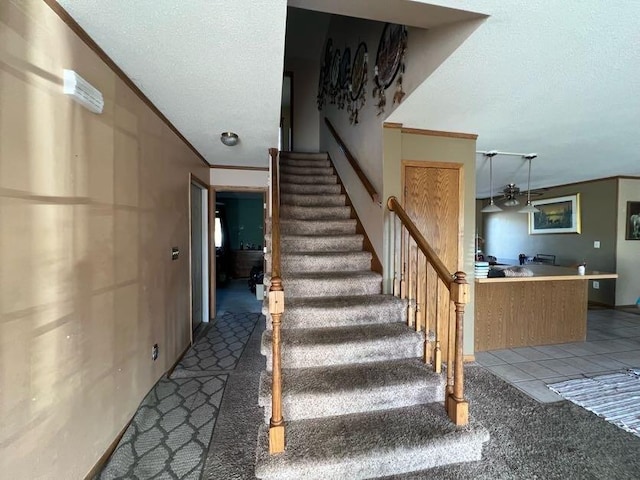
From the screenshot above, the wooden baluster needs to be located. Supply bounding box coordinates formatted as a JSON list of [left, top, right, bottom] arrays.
[[423, 260, 431, 363], [434, 280, 442, 373], [268, 277, 285, 452], [407, 241, 415, 328], [446, 293, 455, 399], [447, 272, 469, 426], [393, 214, 401, 297], [400, 227, 407, 300], [415, 249, 424, 333]]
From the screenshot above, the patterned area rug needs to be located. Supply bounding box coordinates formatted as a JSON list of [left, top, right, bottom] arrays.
[[99, 376, 227, 480], [548, 369, 640, 438], [171, 312, 261, 378], [98, 312, 263, 479]]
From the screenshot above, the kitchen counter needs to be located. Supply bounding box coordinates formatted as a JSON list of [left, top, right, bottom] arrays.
[[474, 265, 618, 351]]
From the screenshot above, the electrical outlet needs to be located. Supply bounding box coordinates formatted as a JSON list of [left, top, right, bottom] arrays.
[[152, 344, 159, 361], [594, 241, 601, 249], [593, 281, 600, 290]]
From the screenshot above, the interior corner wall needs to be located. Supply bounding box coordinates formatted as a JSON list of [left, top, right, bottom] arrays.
[[284, 57, 320, 152], [0, 2, 210, 478], [616, 178, 640, 305], [482, 178, 618, 305], [382, 126, 477, 355]]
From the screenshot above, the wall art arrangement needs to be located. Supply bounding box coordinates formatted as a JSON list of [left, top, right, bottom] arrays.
[[317, 23, 407, 124], [529, 194, 582, 235]]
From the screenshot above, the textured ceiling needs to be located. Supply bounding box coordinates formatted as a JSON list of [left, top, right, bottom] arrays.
[[56, 1, 640, 195], [388, 1, 640, 197], [57, 0, 288, 168]]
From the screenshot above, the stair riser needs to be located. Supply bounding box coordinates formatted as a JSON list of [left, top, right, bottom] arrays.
[[266, 236, 363, 253], [280, 183, 341, 195], [280, 165, 334, 176], [280, 205, 351, 220], [264, 301, 406, 330], [281, 174, 336, 185], [260, 379, 445, 423], [262, 336, 421, 370], [279, 220, 356, 235], [265, 253, 371, 273], [281, 193, 346, 207], [284, 278, 380, 297], [281, 159, 331, 168], [280, 152, 328, 161]]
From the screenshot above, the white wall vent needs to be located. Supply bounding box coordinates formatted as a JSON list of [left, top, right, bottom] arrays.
[[63, 69, 104, 114]]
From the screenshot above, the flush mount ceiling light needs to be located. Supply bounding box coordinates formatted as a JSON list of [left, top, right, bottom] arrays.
[[220, 131, 239, 146], [480, 151, 502, 213]]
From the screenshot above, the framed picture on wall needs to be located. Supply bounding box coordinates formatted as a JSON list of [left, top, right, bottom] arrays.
[[529, 194, 581, 234], [626, 201, 640, 240]]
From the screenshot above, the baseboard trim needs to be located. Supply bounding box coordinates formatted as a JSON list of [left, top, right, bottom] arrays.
[[83, 419, 132, 480], [464, 354, 476, 363], [167, 342, 192, 378]]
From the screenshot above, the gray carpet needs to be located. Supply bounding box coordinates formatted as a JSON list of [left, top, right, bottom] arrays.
[[203, 333, 640, 479]]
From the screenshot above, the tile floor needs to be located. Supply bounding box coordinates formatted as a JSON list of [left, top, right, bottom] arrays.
[[475, 308, 640, 403]]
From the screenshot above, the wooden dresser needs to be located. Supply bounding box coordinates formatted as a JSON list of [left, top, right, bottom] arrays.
[[230, 250, 263, 278]]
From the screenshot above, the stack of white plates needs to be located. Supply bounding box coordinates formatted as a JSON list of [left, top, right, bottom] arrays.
[[475, 261, 490, 278]]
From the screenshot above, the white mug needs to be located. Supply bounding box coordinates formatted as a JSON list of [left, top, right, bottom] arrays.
[[578, 265, 586, 275]]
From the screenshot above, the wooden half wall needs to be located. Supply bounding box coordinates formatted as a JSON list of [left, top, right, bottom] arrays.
[[0, 2, 209, 478]]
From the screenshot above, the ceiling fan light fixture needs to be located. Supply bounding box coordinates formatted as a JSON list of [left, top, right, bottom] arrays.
[[504, 197, 520, 207], [220, 131, 239, 146], [481, 152, 502, 213], [481, 200, 503, 213], [519, 202, 540, 214]]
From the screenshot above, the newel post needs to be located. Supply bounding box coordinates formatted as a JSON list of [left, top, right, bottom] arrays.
[[447, 271, 469, 426], [269, 276, 285, 453]]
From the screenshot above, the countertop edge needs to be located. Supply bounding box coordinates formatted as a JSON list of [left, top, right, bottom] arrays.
[[476, 273, 618, 283]]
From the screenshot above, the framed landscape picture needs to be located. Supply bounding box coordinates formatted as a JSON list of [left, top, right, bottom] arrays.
[[529, 194, 581, 234], [626, 201, 640, 240]]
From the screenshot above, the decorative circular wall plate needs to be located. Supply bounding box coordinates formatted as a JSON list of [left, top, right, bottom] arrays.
[[350, 42, 368, 101], [329, 50, 341, 88], [375, 23, 406, 89], [339, 47, 351, 88]]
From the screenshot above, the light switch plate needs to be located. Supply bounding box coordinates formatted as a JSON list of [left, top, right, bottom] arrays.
[[594, 241, 600, 248], [172, 247, 179, 260], [593, 281, 600, 289]]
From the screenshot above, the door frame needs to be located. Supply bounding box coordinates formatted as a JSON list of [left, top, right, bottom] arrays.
[[211, 186, 268, 318], [189, 173, 212, 343]]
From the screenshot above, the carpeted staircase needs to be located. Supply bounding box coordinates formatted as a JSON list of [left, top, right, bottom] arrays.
[[255, 151, 488, 479]]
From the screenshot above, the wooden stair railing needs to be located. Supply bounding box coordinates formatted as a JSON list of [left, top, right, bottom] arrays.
[[268, 147, 285, 453], [387, 196, 469, 426], [324, 117, 381, 206]]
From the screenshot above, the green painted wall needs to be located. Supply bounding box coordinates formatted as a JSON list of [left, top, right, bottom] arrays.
[[222, 197, 264, 250]]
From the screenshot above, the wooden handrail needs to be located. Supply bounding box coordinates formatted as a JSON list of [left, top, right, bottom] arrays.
[[268, 147, 285, 453], [324, 117, 380, 205], [387, 196, 455, 287]]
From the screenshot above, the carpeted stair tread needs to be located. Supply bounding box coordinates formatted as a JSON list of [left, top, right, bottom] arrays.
[[258, 359, 445, 422], [281, 158, 331, 168], [254, 403, 490, 480], [280, 204, 352, 220], [281, 173, 337, 185], [268, 233, 363, 253], [280, 165, 335, 176], [281, 193, 346, 207], [265, 251, 372, 273], [261, 323, 421, 369], [265, 270, 382, 297], [263, 294, 406, 330], [280, 182, 341, 195], [279, 218, 356, 235]]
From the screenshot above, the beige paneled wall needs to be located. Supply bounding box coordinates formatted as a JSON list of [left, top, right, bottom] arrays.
[[0, 2, 209, 478]]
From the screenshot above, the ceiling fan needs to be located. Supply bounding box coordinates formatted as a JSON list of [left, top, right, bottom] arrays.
[[499, 183, 546, 206]]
